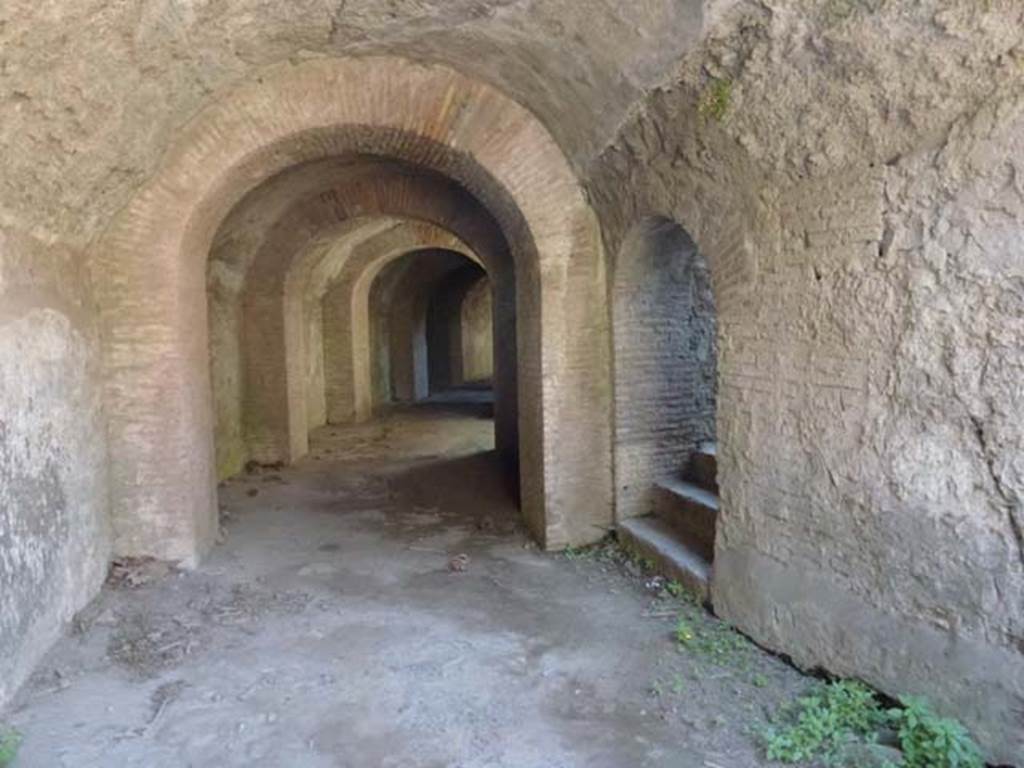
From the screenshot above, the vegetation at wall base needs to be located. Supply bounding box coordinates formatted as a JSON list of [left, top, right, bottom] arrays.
[[762, 680, 985, 768]]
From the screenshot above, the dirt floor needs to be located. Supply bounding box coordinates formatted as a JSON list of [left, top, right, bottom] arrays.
[[6, 396, 813, 767]]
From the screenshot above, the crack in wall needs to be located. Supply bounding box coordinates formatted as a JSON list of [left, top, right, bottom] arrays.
[[969, 413, 1024, 572]]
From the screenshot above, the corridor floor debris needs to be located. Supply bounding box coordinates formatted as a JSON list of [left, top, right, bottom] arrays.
[[8, 403, 809, 767]]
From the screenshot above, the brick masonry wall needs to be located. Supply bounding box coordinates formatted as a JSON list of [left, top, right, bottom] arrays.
[[612, 218, 717, 519], [588, 80, 1024, 762], [460, 276, 494, 384]]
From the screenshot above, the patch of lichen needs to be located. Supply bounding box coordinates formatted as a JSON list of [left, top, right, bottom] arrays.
[[699, 78, 732, 122]]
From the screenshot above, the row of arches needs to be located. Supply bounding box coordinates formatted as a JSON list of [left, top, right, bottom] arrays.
[[91, 56, 614, 564], [90, 56, 719, 586], [9, 36, 1012, 765], [210, 223, 494, 484]]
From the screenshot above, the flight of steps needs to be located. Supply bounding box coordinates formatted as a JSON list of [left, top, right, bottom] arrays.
[[618, 443, 718, 602]]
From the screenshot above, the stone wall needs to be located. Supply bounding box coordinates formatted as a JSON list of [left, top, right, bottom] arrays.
[[207, 260, 247, 479], [587, 3, 1024, 759], [712, 145, 1024, 764], [0, 227, 110, 707], [1, 1, 682, 704], [460, 278, 494, 385], [0, 1, 1020, 759]]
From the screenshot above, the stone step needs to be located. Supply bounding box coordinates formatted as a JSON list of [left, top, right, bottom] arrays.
[[617, 516, 711, 601], [653, 478, 718, 563], [685, 442, 718, 494]]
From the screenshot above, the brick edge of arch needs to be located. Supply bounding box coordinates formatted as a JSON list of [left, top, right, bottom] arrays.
[[89, 54, 612, 564]]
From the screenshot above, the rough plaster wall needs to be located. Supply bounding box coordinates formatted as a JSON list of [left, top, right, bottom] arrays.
[[305, 302, 327, 432], [0, 229, 110, 709], [0, 0, 707, 252], [460, 277, 494, 384], [587, 3, 1024, 760], [713, 153, 1024, 766], [207, 260, 247, 480], [612, 219, 717, 520]]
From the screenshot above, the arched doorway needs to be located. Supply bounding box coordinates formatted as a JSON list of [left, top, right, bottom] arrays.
[[612, 216, 718, 597], [90, 56, 612, 563]]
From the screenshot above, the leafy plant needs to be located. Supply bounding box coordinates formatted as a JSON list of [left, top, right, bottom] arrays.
[[675, 618, 697, 645], [562, 545, 591, 561], [671, 674, 686, 694], [674, 614, 751, 667], [699, 78, 732, 122], [0, 725, 21, 767], [764, 683, 987, 768], [763, 680, 886, 763], [664, 580, 691, 599], [888, 697, 983, 768]]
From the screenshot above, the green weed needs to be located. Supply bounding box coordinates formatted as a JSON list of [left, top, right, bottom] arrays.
[[649, 673, 687, 699], [888, 697, 983, 768], [674, 614, 751, 668], [699, 78, 732, 122], [671, 674, 686, 695], [763, 680, 885, 763], [763, 682, 985, 767], [657, 579, 703, 608], [562, 545, 593, 561], [0, 726, 21, 767]]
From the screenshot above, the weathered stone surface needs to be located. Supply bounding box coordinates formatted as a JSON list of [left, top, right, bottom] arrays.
[[0, 1, 1021, 762], [0, 228, 110, 707], [458, 276, 494, 385], [0, 0, 704, 244], [836, 742, 904, 768], [586, 5, 1024, 762]]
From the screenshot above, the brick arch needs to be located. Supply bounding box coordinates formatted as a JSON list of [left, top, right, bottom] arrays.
[[243, 212, 485, 466], [208, 162, 507, 478], [309, 220, 480, 431], [611, 216, 718, 521], [210, 165, 513, 480], [235, 168, 506, 467], [320, 224, 480, 423], [91, 55, 610, 564], [366, 249, 481, 409]]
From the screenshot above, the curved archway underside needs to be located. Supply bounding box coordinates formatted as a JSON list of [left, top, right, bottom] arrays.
[[207, 158, 514, 478], [93, 55, 612, 564]]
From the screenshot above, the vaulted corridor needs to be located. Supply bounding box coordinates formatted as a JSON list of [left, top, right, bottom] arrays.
[[1, 2, 1022, 766]]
